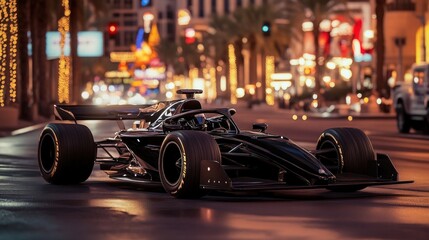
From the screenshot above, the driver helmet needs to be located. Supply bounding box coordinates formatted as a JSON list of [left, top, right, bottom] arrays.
[[195, 113, 206, 125]]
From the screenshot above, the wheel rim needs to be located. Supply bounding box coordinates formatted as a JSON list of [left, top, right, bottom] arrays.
[[39, 134, 56, 173], [317, 140, 341, 174], [162, 142, 183, 186]]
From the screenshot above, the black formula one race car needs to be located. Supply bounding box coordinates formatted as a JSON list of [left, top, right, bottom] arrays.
[[38, 89, 412, 198]]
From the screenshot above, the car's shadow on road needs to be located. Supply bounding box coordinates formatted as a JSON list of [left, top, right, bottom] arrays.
[[205, 188, 414, 202], [93, 179, 416, 202]]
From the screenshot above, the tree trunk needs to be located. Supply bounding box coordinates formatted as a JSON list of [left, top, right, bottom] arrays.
[[18, 0, 32, 120], [376, 0, 387, 97], [234, 39, 244, 88], [35, 0, 49, 117], [249, 35, 258, 101], [30, 0, 44, 120], [70, 0, 82, 104]]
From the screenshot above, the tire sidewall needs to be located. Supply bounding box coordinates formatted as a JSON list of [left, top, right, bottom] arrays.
[[38, 123, 96, 184], [159, 134, 188, 195], [159, 131, 221, 198], [316, 132, 344, 173], [317, 128, 375, 192], [317, 128, 374, 175], [38, 127, 60, 182]]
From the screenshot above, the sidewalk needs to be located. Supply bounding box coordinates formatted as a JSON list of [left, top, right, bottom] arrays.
[[0, 117, 50, 137]]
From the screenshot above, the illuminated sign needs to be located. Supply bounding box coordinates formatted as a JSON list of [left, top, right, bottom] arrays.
[[271, 73, 293, 80], [134, 67, 165, 80], [105, 71, 131, 78], [135, 28, 144, 49], [46, 31, 103, 59], [141, 0, 151, 7], [143, 12, 154, 33], [110, 52, 136, 62]]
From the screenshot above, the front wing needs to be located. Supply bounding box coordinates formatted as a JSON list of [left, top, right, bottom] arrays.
[[199, 153, 413, 191]]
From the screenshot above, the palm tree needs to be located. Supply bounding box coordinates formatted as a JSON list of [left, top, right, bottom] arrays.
[[155, 38, 179, 75], [207, 4, 290, 102], [206, 14, 236, 64], [17, 0, 52, 120], [31, 0, 50, 117], [183, 39, 204, 74], [375, 0, 387, 97], [286, 0, 348, 94], [70, 0, 81, 104], [232, 4, 289, 56], [156, 37, 201, 81], [200, 15, 235, 97]]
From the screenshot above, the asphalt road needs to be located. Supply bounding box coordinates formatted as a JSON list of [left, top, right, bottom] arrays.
[[1, 105, 428, 240]]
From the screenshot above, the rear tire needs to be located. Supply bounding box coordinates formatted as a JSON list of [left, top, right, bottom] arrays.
[[396, 103, 411, 133], [159, 131, 221, 198], [316, 128, 375, 192], [38, 123, 96, 184]]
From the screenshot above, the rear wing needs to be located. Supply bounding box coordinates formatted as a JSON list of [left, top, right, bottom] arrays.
[[54, 102, 170, 122]]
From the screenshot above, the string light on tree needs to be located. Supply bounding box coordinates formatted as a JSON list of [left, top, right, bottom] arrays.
[[265, 56, 275, 105], [8, 0, 17, 103], [0, 0, 18, 107], [228, 44, 237, 104], [189, 67, 198, 89], [0, 0, 7, 107], [58, 0, 71, 103]]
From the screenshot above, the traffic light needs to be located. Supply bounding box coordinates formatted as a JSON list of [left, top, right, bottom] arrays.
[[261, 21, 271, 37], [108, 22, 119, 37], [185, 28, 195, 44]]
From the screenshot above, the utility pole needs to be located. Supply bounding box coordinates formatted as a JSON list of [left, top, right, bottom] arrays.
[[394, 37, 406, 82]]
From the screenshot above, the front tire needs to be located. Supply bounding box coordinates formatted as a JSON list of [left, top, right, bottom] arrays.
[[396, 102, 411, 133], [159, 131, 221, 198], [38, 123, 96, 184], [316, 128, 375, 192]]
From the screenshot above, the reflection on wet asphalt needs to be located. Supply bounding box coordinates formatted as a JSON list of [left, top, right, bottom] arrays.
[[1, 119, 428, 240]]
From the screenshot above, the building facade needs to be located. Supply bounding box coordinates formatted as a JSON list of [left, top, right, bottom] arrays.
[[101, 0, 429, 101], [384, 0, 429, 82], [106, 0, 176, 51]]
